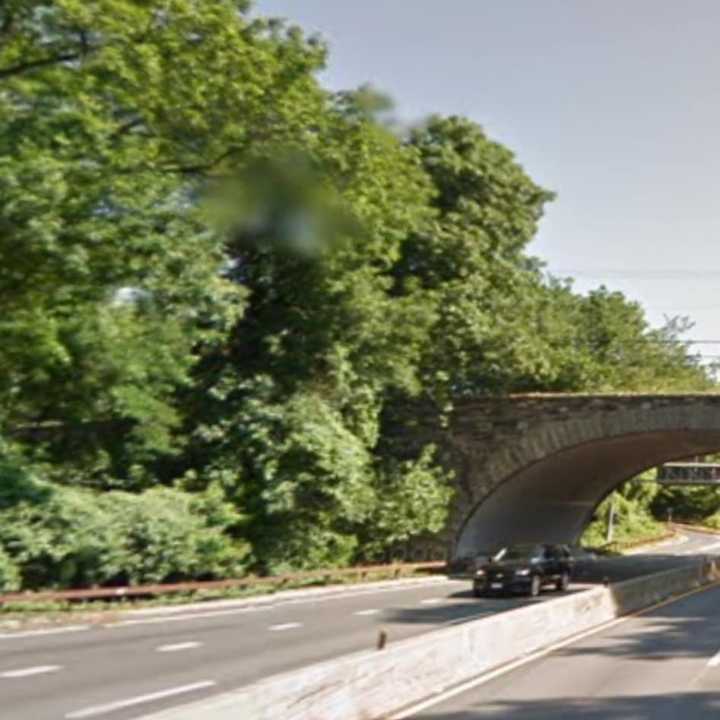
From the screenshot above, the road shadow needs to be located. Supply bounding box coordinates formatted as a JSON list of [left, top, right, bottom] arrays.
[[389, 553, 709, 628], [415, 692, 720, 719], [574, 554, 700, 583], [556, 584, 720, 661], [384, 589, 584, 626]]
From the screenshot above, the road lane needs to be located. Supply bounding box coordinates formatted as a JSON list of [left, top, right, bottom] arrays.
[[0, 530, 717, 720], [409, 569, 720, 718]]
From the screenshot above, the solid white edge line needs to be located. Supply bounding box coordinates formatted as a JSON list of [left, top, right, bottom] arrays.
[[103, 579, 464, 629], [0, 625, 90, 640], [105, 608, 271, 628], [268, 622, 302, 631], [156, 641, 202, 653], [126, 576, 457, 618], [390, 580, 720, 719], [1, 665, 62, 678], [64, 680, 217, 719]]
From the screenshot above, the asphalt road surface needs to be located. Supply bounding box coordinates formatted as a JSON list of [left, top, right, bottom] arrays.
[[1, 530, 718, 720], [410, 556, 720, 719]]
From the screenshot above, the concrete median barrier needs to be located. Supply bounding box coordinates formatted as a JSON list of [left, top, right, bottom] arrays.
[[142, 558, 719, 720]]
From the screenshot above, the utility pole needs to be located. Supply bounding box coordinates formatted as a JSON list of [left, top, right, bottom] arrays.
[[606, 494, 616, 544]]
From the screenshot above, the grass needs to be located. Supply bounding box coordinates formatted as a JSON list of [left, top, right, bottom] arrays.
[[583, 521, 674, 556]]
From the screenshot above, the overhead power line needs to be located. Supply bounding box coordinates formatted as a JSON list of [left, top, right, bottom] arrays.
[[555, 268, 720, 279]]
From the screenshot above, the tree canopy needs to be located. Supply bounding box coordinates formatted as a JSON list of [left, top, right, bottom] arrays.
[[0, 0, 714, 588]]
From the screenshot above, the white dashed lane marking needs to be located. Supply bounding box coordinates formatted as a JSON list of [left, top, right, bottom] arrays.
[[156, 641, 202, 653], [420, 598, 444, 605], [354, 609, 380, 616], [0, 625, 90, 640], [268, 622, 302, 631], [64, 681, 217, 718], [104, 606, 273, 629], [1, 665, 62, 678]]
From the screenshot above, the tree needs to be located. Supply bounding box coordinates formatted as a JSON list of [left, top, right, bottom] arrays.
[[1, 2, 714, 585], [535, 285, 714, 393], [0, 0, 330, 484], [394, 115, 556, 400], [179, 94, 452, 570]]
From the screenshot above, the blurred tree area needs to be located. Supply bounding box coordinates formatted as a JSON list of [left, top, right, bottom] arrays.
[[0, 1, 715, 588], [582, 474, 664, 549]]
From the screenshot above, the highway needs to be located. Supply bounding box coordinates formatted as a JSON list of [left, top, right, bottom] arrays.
[[409, 560, 720, 719], [0, 530, 718, 720]]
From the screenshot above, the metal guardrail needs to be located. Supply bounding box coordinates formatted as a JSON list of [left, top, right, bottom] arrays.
[[0, 561, 446, 606]]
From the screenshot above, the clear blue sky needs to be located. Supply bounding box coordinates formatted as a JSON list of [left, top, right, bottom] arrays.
[[257, 1, 720, 362]]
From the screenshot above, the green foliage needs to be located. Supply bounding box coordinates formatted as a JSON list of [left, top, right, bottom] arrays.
[[582, 476, 663, 547], [0, 467, 249, 589], [701, 513, 720, 530], [0, 1, 716, 588], [651, 485, 720, 521], [395, 116, 556, 399], [357, 445, 453, 560], [541, 288, 713, 393], [0, 547, 21, 593], [95, 487, 249, 584]]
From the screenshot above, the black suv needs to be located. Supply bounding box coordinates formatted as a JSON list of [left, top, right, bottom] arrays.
[[472, 543, 574, 597]]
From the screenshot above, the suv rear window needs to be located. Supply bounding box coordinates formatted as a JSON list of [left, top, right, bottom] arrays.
[[495, 544, 543, 561]]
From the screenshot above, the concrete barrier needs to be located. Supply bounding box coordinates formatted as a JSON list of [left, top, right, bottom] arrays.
[[142, 558, 719, 720]]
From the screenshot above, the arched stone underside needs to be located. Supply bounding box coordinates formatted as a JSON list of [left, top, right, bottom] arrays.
[[444, 395, 720, 559]]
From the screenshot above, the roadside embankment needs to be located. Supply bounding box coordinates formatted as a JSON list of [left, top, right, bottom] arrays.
[[671, 521, 720, 536], [586, 526, 677, 557]]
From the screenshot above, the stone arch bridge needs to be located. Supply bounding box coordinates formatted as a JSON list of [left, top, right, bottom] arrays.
[[440, 394, 720, 559]]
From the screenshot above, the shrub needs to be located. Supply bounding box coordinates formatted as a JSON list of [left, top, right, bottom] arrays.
[[0, 547, 20, 592], [582, 487, 663, 548], [97, 487, 249, 584], [702, 514, 720, 531], [0, 479, 249, 590], [0, 481, 122, 589]]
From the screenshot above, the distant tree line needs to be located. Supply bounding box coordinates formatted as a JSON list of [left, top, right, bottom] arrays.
[[0, 1, 714, 590]]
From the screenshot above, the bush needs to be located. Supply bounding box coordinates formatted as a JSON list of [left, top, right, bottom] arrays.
[[97, 487, 249, 584], [0, 477, 249, 590], [0, 547, 20, 592], [582, 484, 664, 548], [702, 514, 720, 531], [651, 486, 720, 521], [0, 479, 121, 589]]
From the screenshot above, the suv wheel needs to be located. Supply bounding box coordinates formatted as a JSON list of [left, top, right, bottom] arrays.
[[529, 574, 541, 597], [556, 572, 570, 592]]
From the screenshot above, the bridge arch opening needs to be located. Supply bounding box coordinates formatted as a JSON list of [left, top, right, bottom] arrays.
[[451, 398, 720, 559]]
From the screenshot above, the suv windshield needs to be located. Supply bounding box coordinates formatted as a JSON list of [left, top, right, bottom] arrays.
[[494, 545, 543, 562]]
